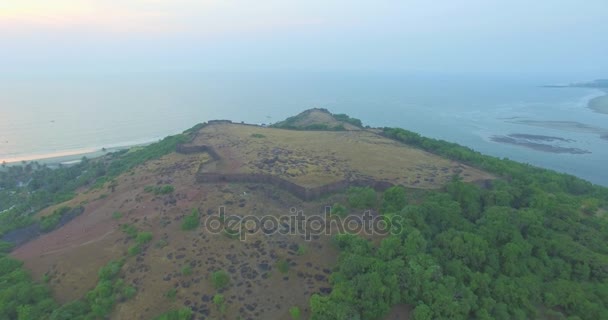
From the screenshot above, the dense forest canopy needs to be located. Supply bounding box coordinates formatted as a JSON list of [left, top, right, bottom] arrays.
[[0, 120, 607, 319]]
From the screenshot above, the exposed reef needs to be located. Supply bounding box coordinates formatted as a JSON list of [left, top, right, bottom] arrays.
[[491, 135, 590, 154]]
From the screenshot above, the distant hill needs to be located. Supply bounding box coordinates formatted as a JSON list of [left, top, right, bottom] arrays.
[[271, 108, 363, 131], [543, 79, 608, 88], [570, 79, 608, 88]]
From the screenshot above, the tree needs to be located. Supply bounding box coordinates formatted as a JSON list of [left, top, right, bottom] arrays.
[[347, 187, 377, 209], [382, 186, 407, 213]]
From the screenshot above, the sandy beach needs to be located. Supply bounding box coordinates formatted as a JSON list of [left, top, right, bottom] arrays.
[[0, 143, 149, 167], [589, 92, 608, 114]]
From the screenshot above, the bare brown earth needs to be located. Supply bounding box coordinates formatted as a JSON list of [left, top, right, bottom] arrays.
[[11, 122, 493, 319]]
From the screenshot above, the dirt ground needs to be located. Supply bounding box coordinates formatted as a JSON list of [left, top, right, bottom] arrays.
[[11, 123, 493, 319]]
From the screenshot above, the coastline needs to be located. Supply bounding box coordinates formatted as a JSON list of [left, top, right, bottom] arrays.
[[0, 142, 153, 167], [588, 91, 608, 114]]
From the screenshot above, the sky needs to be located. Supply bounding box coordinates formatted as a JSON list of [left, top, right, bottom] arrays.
[[1, 0, 607, 74]]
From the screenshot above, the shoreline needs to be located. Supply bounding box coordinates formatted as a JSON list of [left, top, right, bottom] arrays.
[[588, 91, 608, 114], [0, 142, 154, 167]]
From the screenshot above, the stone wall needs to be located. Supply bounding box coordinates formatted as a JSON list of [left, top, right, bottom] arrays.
[[196, 172, 394, 201], [177, 133, 396, 201], [175, 144, 221, 160]]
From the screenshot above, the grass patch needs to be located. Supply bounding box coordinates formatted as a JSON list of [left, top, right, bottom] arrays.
[[121, 224, 138, 238], [297, 244, 307, 256], [213, 294, 227, 314], [211, 270, 230, 289], [153, 308, 192, 320], [289, 306, 302, 320], [276, 259, 290, 274], [136, 231, 153, 244], [181, 265, 193, 276], [181, 208, 200, 231], [165, 288, 177, 301], [144, 185, 175, 195], [155, 239, 169, 249], [112, 211, 123, 220], [128, 244, 141, 256]]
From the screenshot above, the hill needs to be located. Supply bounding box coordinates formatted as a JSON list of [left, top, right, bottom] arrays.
[[0, 110, 607, 320], [270, 108, 363, 131]]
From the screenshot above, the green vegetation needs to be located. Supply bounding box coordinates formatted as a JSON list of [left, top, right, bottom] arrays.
[[271, 108, 361, 131], [0, 126, 198, 319], [289, 306, 302, 320], [181, 265, 193, 276], [152, 307, 193, 320], [128, 244, 142, 256], [181, 209, 200, 231], [165, 288, 177, 300], [250, 133, 266, 138], [296, 244, 307, 256], [331, 203, 347, 217], [347, 187, 377, 209], [39, 206, 72, 232], [277, 259, 290, 274], [144, 185, 175, 195], [310, 175, 608, 320], [333, 113, 363, 127], [213, 294, 226, 314], [0, 255, 57, 319], [136, 231, 153, 245], [155, 239, 169, 249], [49, 259, 135, 319], [111, 211, 123, 220], [0, 129, 192, 238], [120, 223, 138, 238], [211, 270, 230, 289]]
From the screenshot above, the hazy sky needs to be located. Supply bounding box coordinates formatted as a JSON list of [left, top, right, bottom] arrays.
[[1, 0, 607, 74]]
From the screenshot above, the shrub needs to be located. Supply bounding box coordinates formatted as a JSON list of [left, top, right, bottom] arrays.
[[155, 239, 169, 248], [211, 270, 230, 289], [98, 260, 124, 281], [297, 245, 307, 256], [165, 288, 177, 300], [181, 209, 200, 231], [213, 294, 226, 314], [136, 232, 153, 245], [128, 244, 141, 256], [153, 307, 192, 320], [158, 185, 174, 195], [289, 306, 301, 320], [40, 206, 72, 232], [112, 211, 123, 220], [144, 185, 175, 195], [181, 265, 193, 276], [331, 203, 347, 217], [123, 286, 137, 300], [277, 260, 290, 274], [121, 224, 138, 238]]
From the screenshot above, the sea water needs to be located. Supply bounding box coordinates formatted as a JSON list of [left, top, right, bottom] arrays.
[[1, 71, 606, 185]]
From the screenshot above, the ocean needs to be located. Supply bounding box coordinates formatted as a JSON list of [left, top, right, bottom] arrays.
[[1, 71, 606, 186]]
